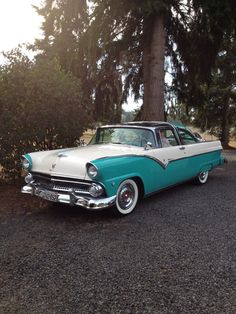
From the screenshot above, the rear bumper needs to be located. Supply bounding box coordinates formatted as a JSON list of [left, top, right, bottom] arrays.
[[21, 184, 116, 210]]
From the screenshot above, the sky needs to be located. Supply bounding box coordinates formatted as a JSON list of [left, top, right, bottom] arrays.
[[0, 0, 42, 60], [0, 0, 139, 111]]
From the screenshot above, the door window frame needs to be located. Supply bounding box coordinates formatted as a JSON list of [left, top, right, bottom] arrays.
[[155, 127, 181, 148], [177, 127, 199, 145]]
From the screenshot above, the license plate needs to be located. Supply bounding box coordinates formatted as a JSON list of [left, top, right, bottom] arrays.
[[36, 189, 58, 202]]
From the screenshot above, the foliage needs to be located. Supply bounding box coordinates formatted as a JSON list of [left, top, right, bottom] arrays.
[[168, 0, 236, 110], [34, 0, 236, 127], [168, 31, 236, 146], [34, 0, 175, 120], [34, 0, 123, 123], [165, 0, 236, 145], [0, 49, 91, 180], [193, 35, 236, 145]]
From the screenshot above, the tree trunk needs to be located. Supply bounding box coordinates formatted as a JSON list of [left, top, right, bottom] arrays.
[[221, 96, 230, 148], [142, 14, 166, 121]]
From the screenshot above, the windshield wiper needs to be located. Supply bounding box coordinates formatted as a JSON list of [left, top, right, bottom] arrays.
[[111, 141, 123, 144]]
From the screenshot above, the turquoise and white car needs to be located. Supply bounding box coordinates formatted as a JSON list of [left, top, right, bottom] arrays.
[[21, 122, 224, 215]]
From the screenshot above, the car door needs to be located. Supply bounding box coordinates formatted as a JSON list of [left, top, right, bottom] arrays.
[[145, 127, 188, 190], [177, 127, 208, 178]]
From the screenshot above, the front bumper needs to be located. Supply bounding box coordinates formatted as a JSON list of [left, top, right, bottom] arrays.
[[21, 184, 116, 210]]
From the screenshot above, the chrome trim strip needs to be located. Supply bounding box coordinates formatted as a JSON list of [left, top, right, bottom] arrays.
[[51, 186, 90, 195], [92, 149, 222, 170], [51, 178, 91, 185], [94, 154, 167, 169], [32, 173, 91, 184]]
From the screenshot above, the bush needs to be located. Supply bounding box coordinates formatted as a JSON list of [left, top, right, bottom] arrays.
[[0, 50, 91, 181]]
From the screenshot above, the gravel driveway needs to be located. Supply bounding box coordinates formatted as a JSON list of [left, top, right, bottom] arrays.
[[0, 151, 236, 314]]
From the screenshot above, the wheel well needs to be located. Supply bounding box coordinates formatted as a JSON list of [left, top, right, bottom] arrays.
[[132, 177, 144, 200]]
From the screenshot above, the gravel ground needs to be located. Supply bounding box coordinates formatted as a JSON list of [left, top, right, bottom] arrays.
[[0, 151, 236, 314]]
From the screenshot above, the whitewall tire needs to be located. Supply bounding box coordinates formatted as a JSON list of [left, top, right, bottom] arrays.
[[115, 179, 139, 215], [196, 171, 209, 184]]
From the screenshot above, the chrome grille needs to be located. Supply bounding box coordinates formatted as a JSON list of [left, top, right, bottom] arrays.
[[31, 172, 91, 195]]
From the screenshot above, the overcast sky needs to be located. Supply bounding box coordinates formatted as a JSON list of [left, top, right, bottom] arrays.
[[0, 0, 139, 110], [0, 0, 42, 58]]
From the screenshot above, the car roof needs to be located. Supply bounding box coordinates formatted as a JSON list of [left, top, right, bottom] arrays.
[[99, 121, 174, 129]]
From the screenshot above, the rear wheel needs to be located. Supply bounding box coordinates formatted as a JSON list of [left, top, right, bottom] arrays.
[[195, 171, 209, 184], [114, 179, 139, 215]]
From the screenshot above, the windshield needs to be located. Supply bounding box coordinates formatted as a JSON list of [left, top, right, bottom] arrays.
[[89, 127, 156, 147]]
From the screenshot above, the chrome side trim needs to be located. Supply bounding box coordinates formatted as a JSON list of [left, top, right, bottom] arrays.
[[92, 149, 223, 170], [94, 154, 167, 169]]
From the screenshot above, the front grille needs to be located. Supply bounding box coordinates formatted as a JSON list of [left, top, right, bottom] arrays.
[[31, 172, 92, 195]]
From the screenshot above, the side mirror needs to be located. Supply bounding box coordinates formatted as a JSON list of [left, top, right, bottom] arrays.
[[193, 132, 204, 141], [144, 142, 153, 150]]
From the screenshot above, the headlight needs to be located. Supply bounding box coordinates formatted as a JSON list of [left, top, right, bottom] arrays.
[[22, 158, 30, 170], [87, 163, 98, 178], [21, 155, 32, 171], [89, 183, 104, 197]]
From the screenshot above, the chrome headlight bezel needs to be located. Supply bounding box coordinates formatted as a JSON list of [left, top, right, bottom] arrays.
[[21, 155, 32, 171], [86, 163, 98, 179], [22, 159, 30, 170]]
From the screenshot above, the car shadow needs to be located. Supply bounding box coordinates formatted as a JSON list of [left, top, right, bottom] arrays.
[[39, 202, 121, 225]]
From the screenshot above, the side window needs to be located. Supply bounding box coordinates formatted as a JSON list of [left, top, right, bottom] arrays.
[[156, 128, 179, 147], [178, 128, 198, 145]]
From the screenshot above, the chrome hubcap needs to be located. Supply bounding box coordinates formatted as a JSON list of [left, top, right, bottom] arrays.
[[198, 171, 208, 183], [199, 172, 206, 180], [118, 184, 135, 210]]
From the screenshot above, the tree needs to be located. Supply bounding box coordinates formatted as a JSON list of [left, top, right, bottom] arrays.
[[34, 0, 124, 122], [34, 0, 171, 120], [34, 0, 236, 125], [190, 35, 236, 147], [166, 1, 236, 145], [0, 49, 90, 180]]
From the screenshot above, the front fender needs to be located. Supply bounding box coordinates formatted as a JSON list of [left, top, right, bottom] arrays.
[[90, 155, 164, 197]]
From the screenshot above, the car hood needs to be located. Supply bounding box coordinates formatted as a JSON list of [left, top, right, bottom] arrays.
[[28, 144, 143, 180]]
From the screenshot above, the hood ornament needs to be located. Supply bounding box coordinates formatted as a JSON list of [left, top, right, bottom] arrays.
[[57, 153, 68, 158]]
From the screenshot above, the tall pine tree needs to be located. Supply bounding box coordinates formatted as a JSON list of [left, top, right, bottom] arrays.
[[34, 0, 236, 126]]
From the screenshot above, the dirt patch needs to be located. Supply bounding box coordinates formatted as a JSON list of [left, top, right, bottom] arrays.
[[0, 184, 48, 216], [229, 140, 236, 148]]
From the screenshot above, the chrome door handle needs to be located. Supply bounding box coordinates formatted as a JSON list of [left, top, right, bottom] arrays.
[[179, 146, 185, 150]]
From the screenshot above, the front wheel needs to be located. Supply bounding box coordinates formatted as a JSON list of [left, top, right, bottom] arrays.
[[195, 171, 209, 184], [114, 179, 139, 215]]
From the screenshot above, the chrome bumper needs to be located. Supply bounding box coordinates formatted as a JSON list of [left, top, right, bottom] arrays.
[[21, 184, 116, 210]]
